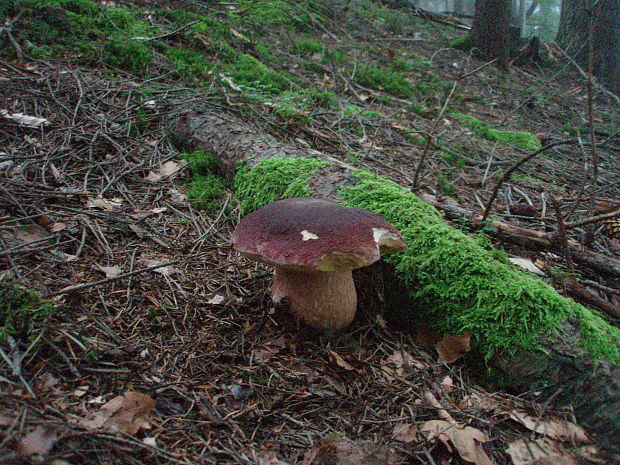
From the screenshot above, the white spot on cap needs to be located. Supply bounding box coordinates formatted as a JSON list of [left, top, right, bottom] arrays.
[[372, 227, 403, 251], [301, 230, 319, 241]]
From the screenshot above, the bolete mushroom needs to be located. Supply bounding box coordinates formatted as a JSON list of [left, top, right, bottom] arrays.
[[231, 197, 406, 329]]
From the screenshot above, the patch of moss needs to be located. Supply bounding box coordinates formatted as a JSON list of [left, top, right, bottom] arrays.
[[355, 65, 414, 98], [294, 38, 324, 55], [226, 54, 297, 94], [340, 169, 619, 364], [166, 48, 211, 78], [344, 104, 382, 119], [232, 157, 619, 366], [183, 150, 218, 174], [450, 35, 473, 50], [186, 173, 225, 212], [104, 39, 153, 74], [234, 157, 328, 214], [0, 285, 55, 341], [439, 151, 466, 168], [453, 113, 542, 151]]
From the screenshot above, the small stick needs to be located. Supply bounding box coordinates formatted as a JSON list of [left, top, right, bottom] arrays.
[[565, 208, 620, 230], [481, 139, 576, 221], [43, 260, 178, 298], [551, 196, 575, 272]]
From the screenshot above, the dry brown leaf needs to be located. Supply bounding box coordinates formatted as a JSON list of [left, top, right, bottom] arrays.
[[145, 160, 186, 182], [329, 350, 355, 371], [415, 322, 442, 347], [506, 438, 579, 465], [95, 264, 122, 278], [79, 391, 155, 435], [14, 224, 52, 244], [381, 350, 428, 382], [392, 423, 418, 443], [436, 332, 471, 364], [255, 451, 291, 465], [302, 435, 401, 465], [50, 222, 67, 232], [1, 109, 50, 128], [422, 420, 495, 465], [86, 197, 123, 211], [18, 426, 58, 456], [168, 188, 188, 202], [509, 410, 589, 443]]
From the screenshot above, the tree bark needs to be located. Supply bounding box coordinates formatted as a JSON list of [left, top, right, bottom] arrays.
[[169, 106, 620, 445], [556, 0, 620, 94], [471, 0, 511, 67]]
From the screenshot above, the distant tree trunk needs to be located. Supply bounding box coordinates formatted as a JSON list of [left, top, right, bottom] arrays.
[[556, 0, 620, 94], [526, 0, 538, 18], [453, 0, 465, 13], [471, 0, 511, 67]]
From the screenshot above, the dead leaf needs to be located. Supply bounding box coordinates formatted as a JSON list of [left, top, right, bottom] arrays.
[[381, 350, 428, 382], [255, 451, 291, 465], [50, 222, 67, 232], [303, 435, 401, 465], [36, 373, 59, 393], [1, 109, 50, 128], [422, 420, 494, 465], [95, 264, 122, 278], [436, 332, 471, 364], [207, 293, 226, 305], [392, 423, 418, 443], [79, 391, 155, 435], [86, 197, 123, 211], [506, 438, 579, 465], [168, 188, 188, 202], [415, 322, 442, 347], [50, 249, 79, 262], [14, 224, 52, 244], [509, 410, 589, 443], [73, 385, 89, 397], [18, 426, 58, 456], [329, 350, 355, 371], [142, 437, 157, 447], [138, 257, 180, 276], [145, 160, 187, 182], [508, 257, 545, 276]]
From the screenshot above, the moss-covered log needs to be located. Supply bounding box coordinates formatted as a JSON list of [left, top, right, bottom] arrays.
[[169, 107, 620, 443]]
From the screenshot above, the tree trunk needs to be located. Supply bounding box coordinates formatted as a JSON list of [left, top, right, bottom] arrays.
[[556, 0, 620, 94], [471, 0, 511, 67], [168, 106, 619, 445]]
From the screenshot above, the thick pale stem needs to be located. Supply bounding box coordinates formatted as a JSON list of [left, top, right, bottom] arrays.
[[271, 268, 357, 329]]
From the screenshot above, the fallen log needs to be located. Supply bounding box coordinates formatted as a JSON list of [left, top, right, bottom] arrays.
[[169, 106, 620, 444], [417, 194, 620, 279]]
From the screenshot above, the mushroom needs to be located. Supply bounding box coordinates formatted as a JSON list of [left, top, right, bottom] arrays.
[[231, 197, 406, 329]]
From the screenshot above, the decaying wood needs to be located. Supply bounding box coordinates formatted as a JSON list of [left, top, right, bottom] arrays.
[[168, 106, 620, 444]]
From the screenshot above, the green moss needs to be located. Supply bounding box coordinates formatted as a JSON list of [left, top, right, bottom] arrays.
[[234, 157, 328, 214], [439, 151, 466, 168], [231, 0, 324, 32], [340, 170, 619, 364], [453, 113, 542, 151], [344, 104, 382, 119], [355, 65, 414, 98], [0, 285, 55, 341], [166, 48, 211, 78], [231, 157, 619, 366], [104, 39, 152, 74], [183, 150, 218, 174], [186, 173, 225, 212], [226, 54, 296, 94], [294, 38, 324, 55], [450, 35, 473, 50]]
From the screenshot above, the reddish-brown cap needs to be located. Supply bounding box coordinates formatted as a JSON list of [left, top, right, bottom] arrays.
[[231, 197, 406, 271]]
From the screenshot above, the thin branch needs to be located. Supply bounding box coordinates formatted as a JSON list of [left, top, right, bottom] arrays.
[[481, 139, 576, 221]]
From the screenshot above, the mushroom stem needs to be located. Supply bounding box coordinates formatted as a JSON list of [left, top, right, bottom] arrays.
[[271, 268, 357, 329]]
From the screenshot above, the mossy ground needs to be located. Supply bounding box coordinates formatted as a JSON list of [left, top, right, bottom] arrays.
[[232, 157, 620, 367], [452, 112, 542, 151], [183, 150, 227, 213], [0, 285, 55, 341]]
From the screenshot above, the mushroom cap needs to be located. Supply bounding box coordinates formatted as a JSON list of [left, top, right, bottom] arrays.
[[231, 197, 406, 272]]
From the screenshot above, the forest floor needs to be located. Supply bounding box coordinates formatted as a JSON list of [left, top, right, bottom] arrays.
[[1, 1, 619, 464]]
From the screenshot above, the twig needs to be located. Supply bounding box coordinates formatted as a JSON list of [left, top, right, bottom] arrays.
[[565, 208, 620, 230], [481, 139, 576, 221], [412, 81, 458, 188], [550, 195, 575, 272], [43, 260, 178, 298], [552, 41, 620, 106], [132, 20, 200, 42]]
